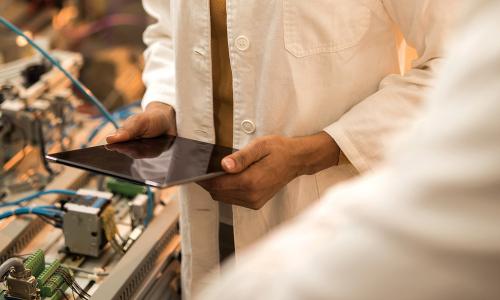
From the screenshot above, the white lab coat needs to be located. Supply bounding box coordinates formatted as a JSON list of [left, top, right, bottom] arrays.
[[140, 0, 457, 297], [198, 1, 500, 299]]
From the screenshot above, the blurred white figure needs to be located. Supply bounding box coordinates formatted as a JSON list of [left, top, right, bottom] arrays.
[[198, 1, 500, 299]]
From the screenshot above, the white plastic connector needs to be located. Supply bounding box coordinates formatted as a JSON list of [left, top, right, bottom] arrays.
[[76, 189, 113, 200]]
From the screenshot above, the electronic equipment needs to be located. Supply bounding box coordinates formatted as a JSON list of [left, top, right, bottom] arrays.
[[0, 66, 179, 300], [0, 50, 83, 194], [0, 42, 180, 300], [62, 192, 113, 257], [0, 184, 180, 300], [1, 7, 181, 299], [46, 135, 237, 188]]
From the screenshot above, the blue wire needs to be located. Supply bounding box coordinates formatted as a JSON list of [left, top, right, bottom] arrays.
[[0, 205, 64, 221], [82, 107, 135, 147], [145, 186, 154, 226], [0, 16, 119, 129], [0, 189, 77, 208], [36, 205, 60, 210], [90, 100, 141, 120]]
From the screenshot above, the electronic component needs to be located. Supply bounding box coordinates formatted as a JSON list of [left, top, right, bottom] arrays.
[[41, 270, 68, 299], [0, 50, 83, 194], [122, 225, 144, 252], [23, 249, 45, 278], [38, 262, 59, 286], [22, 62, 51, 87], [1, 257, 40, 300], [106, 178, 146, 198], [0, 250, 85, 300], [62, 195, 111, 257], [0, 197, 180, 299], [130, 194, 148, 227], [38, 261, 71, 299], [5, 272, 40, 299], [101, 205, 125, 255]]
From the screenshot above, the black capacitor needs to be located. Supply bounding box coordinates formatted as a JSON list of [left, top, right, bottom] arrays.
[[22, 62, 50, 87]]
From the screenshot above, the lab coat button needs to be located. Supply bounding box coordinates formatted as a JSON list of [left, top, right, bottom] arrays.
[[235, 36, 250, 51], [241, 120, 256, 134]]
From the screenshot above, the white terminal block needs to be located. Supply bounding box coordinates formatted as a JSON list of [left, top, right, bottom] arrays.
[[1, 99, 26, 112], [132, 194, 148, 206], [130, 194, 149, 228], [128, 226, 144, 241], [122, 226, 144, 252], [77, 188, 113, 200]]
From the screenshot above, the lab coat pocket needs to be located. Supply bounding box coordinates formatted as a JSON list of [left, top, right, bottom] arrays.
[[283, 0, 371, 57]]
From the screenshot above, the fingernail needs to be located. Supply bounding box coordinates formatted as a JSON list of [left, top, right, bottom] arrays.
[[106, 134, 118, 142], [222, 158, 235, 170]]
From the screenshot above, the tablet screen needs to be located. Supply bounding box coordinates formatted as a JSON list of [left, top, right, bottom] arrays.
[[46, 136, 236, 188]]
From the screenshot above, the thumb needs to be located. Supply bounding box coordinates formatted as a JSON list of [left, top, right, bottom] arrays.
[[106, 115, 145, 144], [106, 128, 132, 144], [221, 140, 268, 173]]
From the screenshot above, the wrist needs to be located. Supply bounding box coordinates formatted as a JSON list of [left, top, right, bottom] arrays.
[[290, 132, 340, 176]]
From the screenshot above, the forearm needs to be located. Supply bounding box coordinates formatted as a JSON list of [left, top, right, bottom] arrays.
[[291, 132, 341, 176]]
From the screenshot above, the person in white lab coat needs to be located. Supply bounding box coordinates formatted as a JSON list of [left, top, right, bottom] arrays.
[[198, 1, 500, 299], [106, 0, 459, 297]]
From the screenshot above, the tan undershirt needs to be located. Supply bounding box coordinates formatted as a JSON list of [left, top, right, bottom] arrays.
[[211, 0, 234, 226], [210, 0, 234, 149]]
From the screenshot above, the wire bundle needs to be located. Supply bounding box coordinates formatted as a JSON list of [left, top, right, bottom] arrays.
[[55, 267, 91, 300], [101, 205, 126, 254], [0, 205, 63, 220], [0, 189, 77, 208], [0, 189, 75, 225]]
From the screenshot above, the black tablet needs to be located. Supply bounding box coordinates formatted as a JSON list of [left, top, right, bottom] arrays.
[[46, 136, 237, 188]]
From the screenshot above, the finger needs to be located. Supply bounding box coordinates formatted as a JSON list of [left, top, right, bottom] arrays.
[[222, 139, 269, 173], [106, 129, 131, 144], [201, 172, 252, 192], [199, 174, 265, 209], [106, 115, 146, 144]]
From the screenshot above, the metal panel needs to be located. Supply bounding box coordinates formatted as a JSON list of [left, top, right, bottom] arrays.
[[91, 198, 179, 300]]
